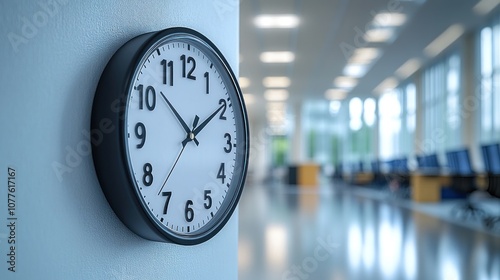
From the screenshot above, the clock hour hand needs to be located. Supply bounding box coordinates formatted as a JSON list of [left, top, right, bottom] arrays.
[[194, 104, 225, 134], [160, 91, 191, 135], [182, 104, 224, 146]]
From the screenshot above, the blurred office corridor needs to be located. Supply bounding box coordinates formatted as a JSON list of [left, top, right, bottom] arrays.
[[238, 180, 500, 280], [238, 1, 500, 279]]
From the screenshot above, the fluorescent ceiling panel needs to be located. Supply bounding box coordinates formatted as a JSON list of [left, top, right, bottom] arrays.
[[325, 89, 348, 100], [373, 77, 399, 95], [263, 76, 291, 88], [372, 13, 407, 27], [260, 51, 295, 63], [349, 48, 381, 64], [254, 14, 300, 28], [473, 0, 500, 15], [239, 77, 250, 88], [264, 89, 289, 101], [243, 93, 255, 105], [395, 58, 422, 80], [333, 76, 358, 89], [424, 24, 464, 58], [364, 28, 394, 42], [343, 64, 369, 78]]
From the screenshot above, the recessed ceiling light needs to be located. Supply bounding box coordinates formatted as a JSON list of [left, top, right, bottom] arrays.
[[243, 93, 255, 105], [343, 64, 368, 78], [373, 77, 399, 95], [266, 102, 286, 121], [325, 89, 348, 100], [264, 89, 289, 101], [239, 77, 250, 88], [364, 28, 394, 42], [267, 102, 286, 111], [263, 76, 291, 88], [395, 58, 422, 80], [333, 76, 358, 89], [254, 14, 300, 28], [349, 48, 380, 64], [372, 13, 407, 27], [424, 24, 464, 58], [260, 51, 295, 63]]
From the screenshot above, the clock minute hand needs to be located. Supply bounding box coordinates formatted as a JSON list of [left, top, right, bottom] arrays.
[[160, 91, 191, 135], [193, 104, 224, 135]]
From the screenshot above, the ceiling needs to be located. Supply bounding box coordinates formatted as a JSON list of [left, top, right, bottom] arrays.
[[239, 0, 496, 126]]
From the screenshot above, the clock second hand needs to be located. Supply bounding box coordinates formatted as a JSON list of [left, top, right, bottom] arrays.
[[157, 116, 200, 196], [158, 144, 186, 195]]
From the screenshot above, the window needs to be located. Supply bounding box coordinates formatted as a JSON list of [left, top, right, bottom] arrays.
[[303, 101, 343, 165], [478, 18, 500, 143], [421, 52, 462, 154], [378, 90, 401, 159], [349, 98, 363, 131], [364, 98, 377, 127], [446, 54, 461, 146]]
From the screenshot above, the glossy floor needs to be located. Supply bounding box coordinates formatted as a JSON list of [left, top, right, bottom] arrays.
[[238, 180, 500, 280]]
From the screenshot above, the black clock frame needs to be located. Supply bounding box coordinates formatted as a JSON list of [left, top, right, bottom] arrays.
[[91, 27, 249, 245]]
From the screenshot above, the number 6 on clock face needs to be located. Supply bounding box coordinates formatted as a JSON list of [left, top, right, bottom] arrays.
[[91, 27, 249, 245]]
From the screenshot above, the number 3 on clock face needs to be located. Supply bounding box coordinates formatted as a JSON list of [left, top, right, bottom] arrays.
[[91, 28, 249, 245]]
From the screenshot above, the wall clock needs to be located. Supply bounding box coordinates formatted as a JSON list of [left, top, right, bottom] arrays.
[[91, 27, 249, 245]]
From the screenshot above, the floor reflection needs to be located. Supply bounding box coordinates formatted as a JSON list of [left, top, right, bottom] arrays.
[[238, 181, 500, 280]]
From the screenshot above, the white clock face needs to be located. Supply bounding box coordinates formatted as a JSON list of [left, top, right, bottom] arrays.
[[124, 35, 246, 238]]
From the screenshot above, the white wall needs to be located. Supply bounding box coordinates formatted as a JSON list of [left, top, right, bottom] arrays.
[[0, 1, 239, 279]]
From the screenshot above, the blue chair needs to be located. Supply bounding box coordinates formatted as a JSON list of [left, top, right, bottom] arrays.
[[482, 143, 500, 229], [416, 155, 425, 168], [446, 151, 455, 172], [370, 159, 386, 186], [386, 157, 410, 198], [487, 143, 500, 174], [417, 153, 441, 173], [481, 145, 490, 172], [447, 148, 486, 219], [427, 154, 440, 168]]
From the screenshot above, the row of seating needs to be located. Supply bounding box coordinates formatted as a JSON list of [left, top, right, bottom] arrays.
[[481, 143, 500, 228], [334, 142, 500, 230]]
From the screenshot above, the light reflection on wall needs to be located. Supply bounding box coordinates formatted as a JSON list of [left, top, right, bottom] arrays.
[[265, 224, 288, 270]]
